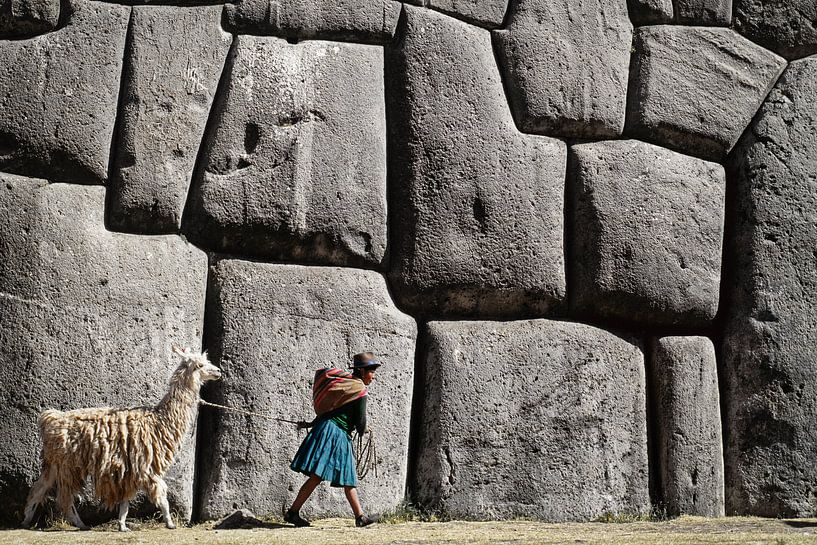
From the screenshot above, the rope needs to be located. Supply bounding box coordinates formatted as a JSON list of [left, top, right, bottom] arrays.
[[200, 399, 378, 481], [198, 399, 305, 425], [353, 429, 378, 480]]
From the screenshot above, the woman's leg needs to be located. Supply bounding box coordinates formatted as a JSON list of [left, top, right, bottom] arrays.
[[343, 486, 364, 518], [290, 474, 322, 512]]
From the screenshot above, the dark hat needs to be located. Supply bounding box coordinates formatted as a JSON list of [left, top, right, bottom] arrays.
[[351, 352, 381, 369]]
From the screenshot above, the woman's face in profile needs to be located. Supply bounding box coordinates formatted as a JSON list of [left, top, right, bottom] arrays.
[[361, 368, 377, 385]]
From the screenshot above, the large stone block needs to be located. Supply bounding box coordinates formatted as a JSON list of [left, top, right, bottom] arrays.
[[650, 336, 724, 517], [224, 0, 401, 44], [108, 6, 232, 234], [493, 0, 632, 138], [0, 0, 59, 38], [723, 56, 817, 517], [183, 36, 386, 268], [414, 320, 648, 520], [735, 0, 817, 60], [569, 140, 725, 327], [626, 26, 786, 161], [627, 0, 673, 24], [426, 0, 507, 28], [0, 174, 208, 525], [0, 0, 129, 183], [197, 260, 416, 520], [387, 7, 566, 319]]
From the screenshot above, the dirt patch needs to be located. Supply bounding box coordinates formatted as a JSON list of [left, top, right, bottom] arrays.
[[3, 517, 817, 545]]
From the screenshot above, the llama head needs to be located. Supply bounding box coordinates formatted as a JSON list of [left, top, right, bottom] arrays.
[[172, 346, 222, 387]]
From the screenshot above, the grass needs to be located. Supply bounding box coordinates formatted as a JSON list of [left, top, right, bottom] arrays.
[[3, 516, 817, 545]]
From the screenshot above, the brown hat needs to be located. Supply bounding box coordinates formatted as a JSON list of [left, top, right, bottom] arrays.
[[351, 352, 381, 369]]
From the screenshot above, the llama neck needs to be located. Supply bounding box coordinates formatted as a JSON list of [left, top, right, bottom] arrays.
[[156, 378, 200, 448]]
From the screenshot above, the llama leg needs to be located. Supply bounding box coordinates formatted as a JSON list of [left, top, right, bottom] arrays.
[[117, 501, 130, 532], [148, 477, 175, 529], [22, 466, 56, 527], [57, 486, 89, 531]]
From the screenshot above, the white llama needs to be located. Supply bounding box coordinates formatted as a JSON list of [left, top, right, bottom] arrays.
[[21, 347, 221, 532]]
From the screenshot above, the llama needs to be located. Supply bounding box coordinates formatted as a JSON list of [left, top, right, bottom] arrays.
[[21, 347, 221, 532]]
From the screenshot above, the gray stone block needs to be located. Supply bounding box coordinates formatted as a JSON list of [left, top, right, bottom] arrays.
[[735, 0, 817, 60], [569, 140, 725, 327], [197, 260, 416, 520], [108, 5, 232, 234], [183, 36, 387, 268], [0, 0, 59, 38], [675, 0, 732, 25], [0, 0, 129, 183], [626, 26, 786, 161], [650, 336, 724, 517], [0, 174, 208, 523], [723, 56, 817, 517], [427, 0, 507, 28], [387, 7, 567, 319], [493, 0, 632, 138], [627, 0, 673, 24], [224, 0, 401, 44], [415, 319, 648, 520]]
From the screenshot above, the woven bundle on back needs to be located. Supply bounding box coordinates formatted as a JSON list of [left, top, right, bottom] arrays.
[[312, 368, 367, 417]]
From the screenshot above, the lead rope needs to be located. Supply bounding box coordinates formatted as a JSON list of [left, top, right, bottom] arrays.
[[198, 399, 306, 425], [200, 398, 378, 481], [353, 429, 378, 480]]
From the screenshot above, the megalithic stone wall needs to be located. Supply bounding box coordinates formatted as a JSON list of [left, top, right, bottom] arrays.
[[0, 0, 816, 526]]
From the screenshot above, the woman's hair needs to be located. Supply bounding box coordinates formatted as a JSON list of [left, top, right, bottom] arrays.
[[352, 352, 376, 379]]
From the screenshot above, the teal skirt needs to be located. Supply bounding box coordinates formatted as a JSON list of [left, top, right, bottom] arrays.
[[290, 418, 358, 488]]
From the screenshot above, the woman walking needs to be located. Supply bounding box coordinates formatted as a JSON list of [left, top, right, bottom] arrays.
[[284, 352, 379, 528]]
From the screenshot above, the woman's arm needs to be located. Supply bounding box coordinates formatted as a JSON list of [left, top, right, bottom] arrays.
[[355, 396, 368, 435]]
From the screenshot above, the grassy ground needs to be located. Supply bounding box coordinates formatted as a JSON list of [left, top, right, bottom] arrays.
[[3, 516, 817, 545]]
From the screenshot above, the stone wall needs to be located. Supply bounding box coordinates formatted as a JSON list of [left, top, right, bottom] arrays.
[[0, 0, 815, 525]]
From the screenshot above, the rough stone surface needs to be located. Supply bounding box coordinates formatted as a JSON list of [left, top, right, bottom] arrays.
[[723, 56, 817, 517], [108, 6, 232, 234], [675, 0, 731, 25], [0, 0, 59, 37], [650, 336, 724, 517], [427, 0, 507, 28], [197, 260, 416, 520], [568, 140, 725, 327], [387, 7, 567, 319], [735, 0, 817, 60], [183, 36, 387, 267], [626, 26, 786, 161], [0, 0, 129, 184], [627, 0, 673, 24], [224, 0, 401, 44], [0, 174, 208, 524], [493, 0, 632, 138], [415, 320, 648, 520]]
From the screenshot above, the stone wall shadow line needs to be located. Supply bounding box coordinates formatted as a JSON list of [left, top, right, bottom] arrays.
[[404, 322, 430, 507], [643, 335, 662, 510], [179, 35, 237, 244], [103, 6, 135, 233], [191, 252, 223, 522], [489, 28, 523, 136]]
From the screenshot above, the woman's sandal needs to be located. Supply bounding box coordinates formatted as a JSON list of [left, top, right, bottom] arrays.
[[284, 509, 311, 527], [355, 514, 377, 527]]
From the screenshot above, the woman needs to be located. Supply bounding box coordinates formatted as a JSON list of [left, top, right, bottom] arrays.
[[284, 352, 379, 528]]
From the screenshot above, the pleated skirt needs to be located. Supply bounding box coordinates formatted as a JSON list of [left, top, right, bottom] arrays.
[[290, 418, 358, 488]]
